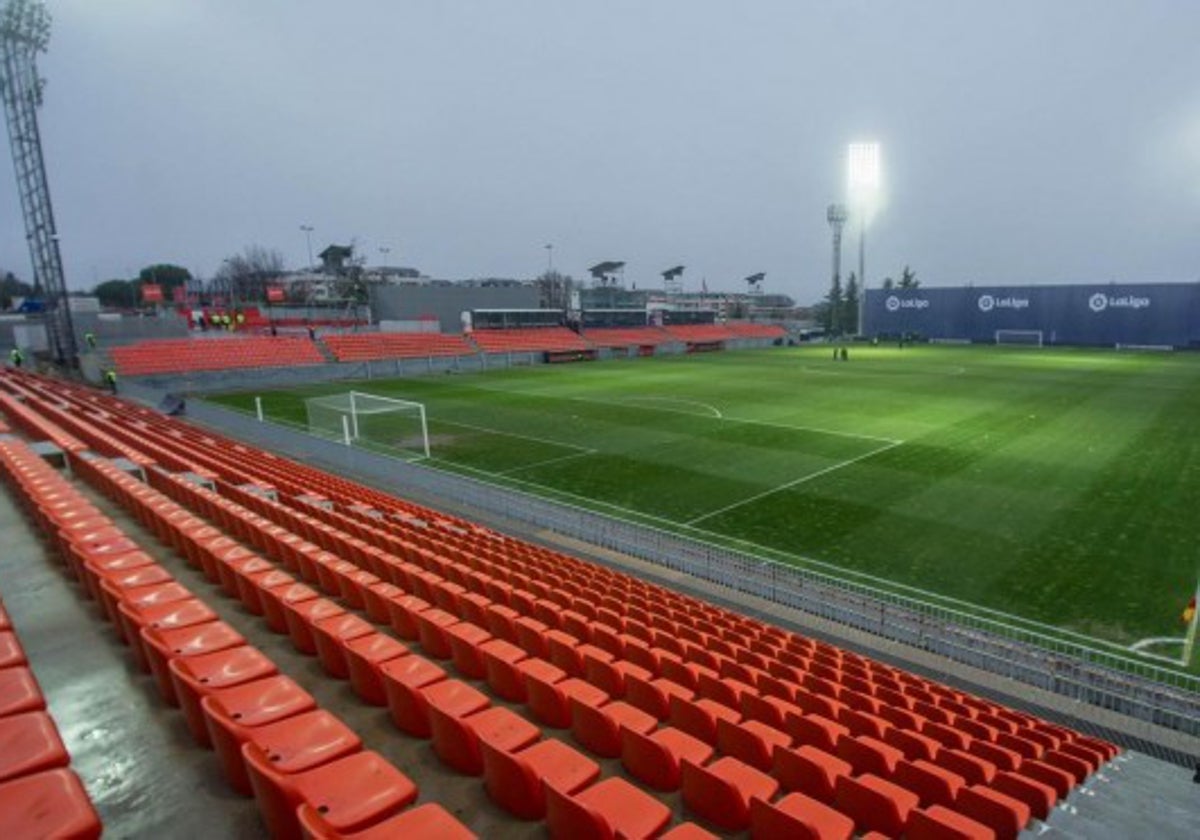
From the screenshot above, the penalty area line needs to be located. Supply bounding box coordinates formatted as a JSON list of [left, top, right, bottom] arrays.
[[685, 440, 904, 526]]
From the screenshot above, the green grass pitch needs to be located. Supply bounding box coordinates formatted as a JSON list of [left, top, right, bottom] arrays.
[[208, 345, 1200, 647]]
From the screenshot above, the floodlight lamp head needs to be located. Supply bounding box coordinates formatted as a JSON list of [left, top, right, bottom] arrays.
[[0, 0, 52, 51], [827, 203, 848, 228], [847, 142, 881, 206]]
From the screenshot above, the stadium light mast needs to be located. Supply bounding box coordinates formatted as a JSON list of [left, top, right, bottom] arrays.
[[300, 225, 315, 269], [826, 203, 848, 320], [847, 142, 881, 336], [1, 0, 77, 365]]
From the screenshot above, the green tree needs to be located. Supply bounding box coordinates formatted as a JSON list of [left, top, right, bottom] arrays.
[[0, 271, 35, 310], [842, 272, 860, 335], [881, 276, 895, 291], [92, 279, 138, 308], [898, 265, 919, 289]]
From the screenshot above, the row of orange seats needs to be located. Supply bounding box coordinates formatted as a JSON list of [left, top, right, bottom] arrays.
[[109, 337, 325, 376], [322, 333, 476, 362], [60, 445, 475, 840], [159, 463, 1099, 835], [0, 439, 109, 838], [469, 327, 591, 353], [80, 439, 716, 839]]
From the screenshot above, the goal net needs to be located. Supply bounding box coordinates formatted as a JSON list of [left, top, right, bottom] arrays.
[[303, 391, 430, 459], [995, 329, 1043, 347]]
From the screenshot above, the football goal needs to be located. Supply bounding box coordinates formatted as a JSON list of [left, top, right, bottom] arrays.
[[304, 391, 431, 459], [994, 329, 1043, 347]]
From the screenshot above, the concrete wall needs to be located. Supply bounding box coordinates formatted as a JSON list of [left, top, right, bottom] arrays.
[[865, 283, 1200, 347]]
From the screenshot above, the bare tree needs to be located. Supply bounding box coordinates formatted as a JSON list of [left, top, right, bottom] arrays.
[[535, 270, 574, 311], [211, 245, 286, 303]]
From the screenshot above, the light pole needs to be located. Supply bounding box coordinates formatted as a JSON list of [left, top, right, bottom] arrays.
[[379, 246, 391, 266], [827, 204, 848, 330], [300, 225, 315, 270], [847, 142, 880, 336], [545, 243, 554, 273]]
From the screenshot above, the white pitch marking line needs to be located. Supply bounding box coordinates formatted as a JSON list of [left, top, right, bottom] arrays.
[[1129, 636, 1185, 652], [442, 380, 900, 445], [498, 449, 597, 475], [616, 396, 723, 418], [436, 418, 592, 452], [686, 440, 904, 525]]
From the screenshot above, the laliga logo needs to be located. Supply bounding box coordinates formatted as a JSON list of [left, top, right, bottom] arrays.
[[1088, 293, 1150, 313], [978, 294, 995, 312], [885, 295, 901, 312]]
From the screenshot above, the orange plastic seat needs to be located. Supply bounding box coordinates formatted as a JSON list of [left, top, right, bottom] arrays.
[[117, 597, 216, 671], [0, 768, 101, 840], [526, 669, 601, 728], [992, 769, 1056, 820], [937, 748, 997, 787], [625, 673, 693, 722], [717, 717, 791, 772], [344, 633, 409, 706], [244, 746, 416, 840], [884, 726, 942, 763], [446, 621, 493, 679], [955, 785, 1030, 840], [569, 697, 654, 758], [545, 775, 671, 840], [481, 736, 600, 819], [771, 744, 852, 804], [480, 638, 530, 702], [620, 725, 714, 792], [97, 564, 175, 624], [0, 711, 69, 782], [834, 772, 919, 837], [748, 790, 855, 840], [668, 695, 740, 746], [906, 804, 994, 840], [284, 597, 346, 656], [680, 755, 779, 831], [968, 739, 1022, 773], [380, 654, 447, 736], [296, 801, 476, 840], [201, 675, 318, 795], [1, 670, 47, 724], [786, 711, 848, 753], [1014, 758, 1073, 799], [895, 758, 965, 809], [261, 582, 319, 634], [836, 733, 902, 776], [140, 621, 246, 705], [1042, 749, 1090, 784], [0, 632, 26, 669], [424, 680, 496, 774], [312, 614, 376, 679], [169, 645, 278, 746]]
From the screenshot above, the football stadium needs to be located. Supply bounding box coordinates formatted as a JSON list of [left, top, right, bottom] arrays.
[[1, 2, 1198, 838]]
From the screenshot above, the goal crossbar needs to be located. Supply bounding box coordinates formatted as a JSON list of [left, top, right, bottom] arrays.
[[304, 391, 431, 458]]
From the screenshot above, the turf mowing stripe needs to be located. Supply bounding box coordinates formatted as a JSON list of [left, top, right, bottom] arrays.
[[685, 440, 905, 525]]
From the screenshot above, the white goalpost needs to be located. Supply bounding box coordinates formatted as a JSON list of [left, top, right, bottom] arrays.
[[994, 329, 1044, 347], [303, 391, 431, 459]]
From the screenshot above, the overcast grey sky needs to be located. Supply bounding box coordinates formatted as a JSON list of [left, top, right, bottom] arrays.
[[2, 0, 1198, 302]]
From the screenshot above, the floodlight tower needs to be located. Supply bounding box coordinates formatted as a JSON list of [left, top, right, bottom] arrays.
[[661, 265, 684, 296], [847, 142, 880, 336], [0, 0, 76, 365], [826, 203, 847, 301]]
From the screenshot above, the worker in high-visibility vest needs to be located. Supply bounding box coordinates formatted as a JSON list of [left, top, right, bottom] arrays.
[[9, 347, 23, 368], [84, 331, 97, 350], [104, 369, 118, 394]]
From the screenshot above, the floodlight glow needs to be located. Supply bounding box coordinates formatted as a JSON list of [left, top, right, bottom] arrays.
[[847, 142, 881, 195]]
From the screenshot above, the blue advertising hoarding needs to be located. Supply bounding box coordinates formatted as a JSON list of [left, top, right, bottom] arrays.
[[864, 283, 1200, 347]]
